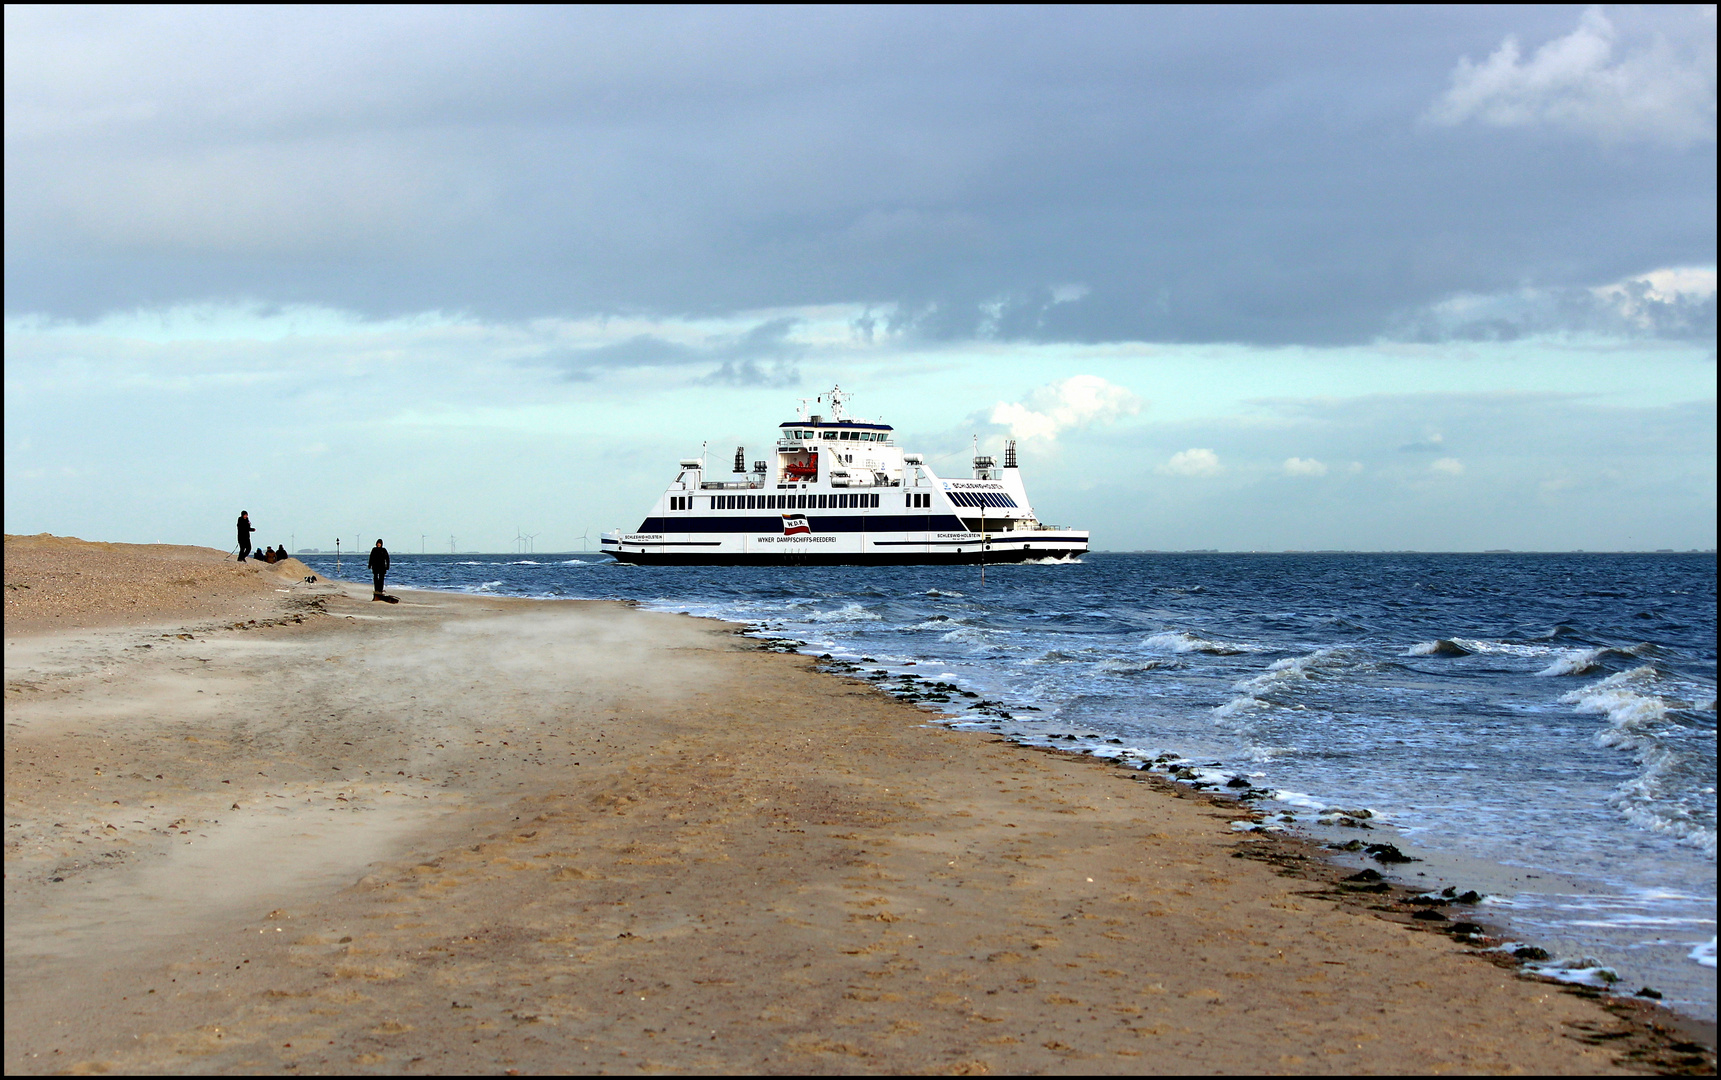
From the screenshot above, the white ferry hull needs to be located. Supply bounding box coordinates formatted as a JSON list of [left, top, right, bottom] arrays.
[[602, 524, 1088, 566]]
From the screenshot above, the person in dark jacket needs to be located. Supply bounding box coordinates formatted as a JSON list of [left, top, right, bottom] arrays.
[[369, 539, 390, 599], [236, 511, 255, 562]]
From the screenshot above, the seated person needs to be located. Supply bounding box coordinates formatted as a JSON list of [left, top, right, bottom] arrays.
[[264, 547, 277, 563], [276, 545, 289, 561]]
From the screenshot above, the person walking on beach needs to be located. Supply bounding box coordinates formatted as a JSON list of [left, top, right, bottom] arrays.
[[236, 511, 255, 562], [369, 539, 390, 600]]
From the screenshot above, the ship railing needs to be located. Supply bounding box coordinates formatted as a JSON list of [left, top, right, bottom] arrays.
[[699, 480, 764, 490]]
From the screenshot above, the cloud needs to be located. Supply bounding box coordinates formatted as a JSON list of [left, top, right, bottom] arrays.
[[1426, 6, 1717, 147], [1158, 448, 1221, 477], [4, 7, 1712, 347], [1430, 457, 1465, 476], [1389, 266, 1718, 343], [1282, 457, 1328, 476], [989, 375, 1141, 442]]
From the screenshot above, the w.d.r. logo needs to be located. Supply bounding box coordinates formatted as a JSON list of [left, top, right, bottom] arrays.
[[782, 513, 811, 535]]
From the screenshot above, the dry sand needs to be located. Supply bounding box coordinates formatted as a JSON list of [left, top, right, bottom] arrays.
[[4, 535, 1713, 1074]]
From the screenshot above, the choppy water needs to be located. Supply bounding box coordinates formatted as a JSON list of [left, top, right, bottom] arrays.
[[299, 550, 1717, 1021]]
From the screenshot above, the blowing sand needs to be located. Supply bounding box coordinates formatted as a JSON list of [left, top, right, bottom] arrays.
[[4, 535, 1712, 1074]]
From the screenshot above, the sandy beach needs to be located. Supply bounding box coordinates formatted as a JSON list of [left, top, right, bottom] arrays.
[[4, 535, 1712, 1075]]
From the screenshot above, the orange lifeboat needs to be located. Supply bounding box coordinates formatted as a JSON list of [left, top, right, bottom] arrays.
[[784, 453, 818, 480]]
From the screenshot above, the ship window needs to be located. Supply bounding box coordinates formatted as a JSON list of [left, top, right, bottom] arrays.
[[748, 495, 757, 509], [870, 493, 878, 507]]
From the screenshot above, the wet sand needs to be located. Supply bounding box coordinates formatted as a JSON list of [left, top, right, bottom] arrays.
[[5, 535, 1713, 1074]]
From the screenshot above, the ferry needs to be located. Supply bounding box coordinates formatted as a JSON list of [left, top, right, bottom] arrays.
[[602, 387, 1088, 565]]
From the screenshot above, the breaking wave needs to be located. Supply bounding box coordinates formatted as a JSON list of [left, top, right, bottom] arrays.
[[804, 602, 883, 623], [1144, 630, 1255, 655], [1407, 638, 1472, 657], [1536, 644, 1653, 677]]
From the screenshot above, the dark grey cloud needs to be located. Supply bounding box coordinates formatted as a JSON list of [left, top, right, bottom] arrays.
[[4, 6, 1714, 345]]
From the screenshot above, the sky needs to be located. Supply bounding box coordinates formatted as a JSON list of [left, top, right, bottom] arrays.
[[4, 4, 1715, 553]]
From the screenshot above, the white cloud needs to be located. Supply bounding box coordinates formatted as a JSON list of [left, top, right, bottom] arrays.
[[1159, 448, 1221, 477], [1592, 265, 1718, 328], [1431, 457, 1465, 476], [1283, 456, 1328, 477], [1427, 6, 1717, 147], [989, 374, 1141, 442]]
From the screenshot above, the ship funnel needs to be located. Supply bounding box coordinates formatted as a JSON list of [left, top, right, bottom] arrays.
[[753, 460, 766, 474], [1004, 439, 1017, 469], [733, 446, 746, 473]]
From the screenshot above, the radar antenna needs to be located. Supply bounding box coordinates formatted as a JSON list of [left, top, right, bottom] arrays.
[[823, 385, 849, 420]]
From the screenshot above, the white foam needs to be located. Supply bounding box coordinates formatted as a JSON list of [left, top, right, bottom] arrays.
[[1561, 667, 1669, 740], [804, 603, 882, 623], [1692, 937, 1717, 968], [1409, 638, 1559, 658], [1406, 638, 1473, 657], [904, 616, 958, 631], [508, 560, 541, 565], [1096, 657, 1184, 674], [939, 627, 993, 646], [1223, 649, 1355, 708], [1268, 789, 1330, 812], [1144, 630, 1256, 655], [1537, 648, 1607, 677]]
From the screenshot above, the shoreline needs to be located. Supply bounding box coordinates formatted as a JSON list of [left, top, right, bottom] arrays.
[[5, 536, 1714, 1073]]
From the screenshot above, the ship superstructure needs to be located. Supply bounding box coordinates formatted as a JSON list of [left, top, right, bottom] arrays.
[[602, 387, 1088, 565]]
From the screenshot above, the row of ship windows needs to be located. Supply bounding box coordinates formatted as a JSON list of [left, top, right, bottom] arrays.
[[782, 429, 889, 442], [948, 490, 1019, 509], [670, 493, 885, 511]]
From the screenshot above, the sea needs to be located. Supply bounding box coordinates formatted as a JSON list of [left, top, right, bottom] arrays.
[[298, 550, 1717, 1022]]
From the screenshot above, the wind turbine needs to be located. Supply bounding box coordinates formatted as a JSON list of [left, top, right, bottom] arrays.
[[576, 528, 591, 553], [525, 532, 539, 554], [513, 526, 527, 554]]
